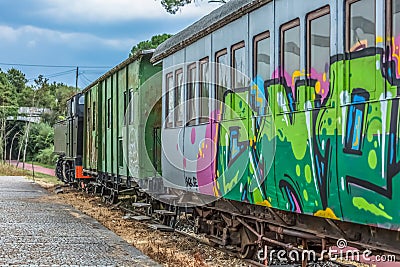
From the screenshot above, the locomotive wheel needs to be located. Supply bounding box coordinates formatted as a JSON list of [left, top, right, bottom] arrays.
[[100, 185, 106, 196], [110, 191, 118, 204]]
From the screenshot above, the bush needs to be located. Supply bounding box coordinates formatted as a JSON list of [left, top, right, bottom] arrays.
[[35, 145, 57, 166]]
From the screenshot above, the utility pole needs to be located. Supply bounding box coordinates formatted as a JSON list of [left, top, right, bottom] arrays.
[[75, 66, 79, 92]]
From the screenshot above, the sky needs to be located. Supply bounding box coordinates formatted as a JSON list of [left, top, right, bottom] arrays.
[[0, 0, 220, 88]]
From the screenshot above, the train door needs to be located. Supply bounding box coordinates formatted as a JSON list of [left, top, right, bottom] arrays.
[[91, 86, 98, 170], [86, 90, 92, 170]]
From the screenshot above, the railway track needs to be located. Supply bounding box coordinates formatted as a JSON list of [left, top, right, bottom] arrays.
[[57, 184, 397, 267], [89, 189, 366, 267], [119, 202, 364, 267]]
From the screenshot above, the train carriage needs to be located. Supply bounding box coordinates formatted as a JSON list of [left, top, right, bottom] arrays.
[[55, 51, 163, 202], [152, 0, 400, 256], [83, 50, 162, 201]]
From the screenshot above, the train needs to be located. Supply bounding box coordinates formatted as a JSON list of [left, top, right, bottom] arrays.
[[54, 0, 400, 262]]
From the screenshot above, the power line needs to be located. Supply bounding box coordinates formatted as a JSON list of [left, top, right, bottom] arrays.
[[80, 73, 93, 84], [0, 62, 111, 69], [27, 69, 76, 82]]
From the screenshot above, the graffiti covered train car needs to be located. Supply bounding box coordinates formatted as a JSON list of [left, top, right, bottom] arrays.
[[152, 0, 400, 255]]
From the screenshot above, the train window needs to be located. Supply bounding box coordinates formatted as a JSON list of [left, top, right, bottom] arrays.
[[129, 89, 134, 124], [71, 98, 76, 116], [175, 69, 184, 127], [123, 91, 127, 125], [308, 7, 330, 75], [187, 63, 197, 126], [254, 32, 271, 82], [307, 7, 330, 106], [346, 0, 376, 52], [107, 98, 111, 128], [199, 58, 210, 124], [87, 107, 91, 130], [165, 73, 173, 128], [79, 95, 85, 105], [216, 49, 228, 107], [93, 102, 96, 128], [119, 139, 123, 167], [232, 42, 246, 89], [281, 19, 301, 83]]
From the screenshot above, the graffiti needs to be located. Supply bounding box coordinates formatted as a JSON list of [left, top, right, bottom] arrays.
[[171, 34, 400, 230], [185, 176, 198, 189], [389, 36, 400, 81]]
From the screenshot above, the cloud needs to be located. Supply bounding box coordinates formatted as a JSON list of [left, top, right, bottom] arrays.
[[0, 25, 135, 51], [37, 0, 219, 23]]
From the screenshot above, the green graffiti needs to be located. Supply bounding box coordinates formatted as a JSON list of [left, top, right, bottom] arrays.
[[303, 190, 309, 201], [213, 48, 400, 229], [284, 128, 308, 160], [222, 170, 240, 193], [305, 165, 312, 184], [296, 165, 301, 176], [352, 197, 393, 220], [368, 150, 377, 169]]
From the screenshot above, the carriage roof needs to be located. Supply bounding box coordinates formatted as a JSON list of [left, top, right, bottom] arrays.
[[151, 0, 269, 63]]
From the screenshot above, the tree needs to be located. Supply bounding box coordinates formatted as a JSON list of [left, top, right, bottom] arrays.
[[130, 34, 173, 56], [160, 0, 227, 14], [6, 68, 27, 94]]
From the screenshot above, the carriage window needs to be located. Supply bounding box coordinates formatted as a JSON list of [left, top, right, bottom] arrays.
[[71, 98, 76, 116], [187, 64, 197, 126], [347, 0, 376, 52], [87, 107, 91, 130], [394, 0, 400, 38], [254, 32, 271, 82], [216, 49, 228, 106], [282, 20, 301, 82], [107, 98, 111, 128], [175, 69, 184, 127], [308, 8, 331, 76], [129, 89, 134, 124], [232, 42, 246, 89], [165, 73, 173, 128], [200, 58, 210, 123], [93, 102, 96, 128], [79, 95, 85, 105], [123, 91, 127, 125], [119, 139, 123, 167]]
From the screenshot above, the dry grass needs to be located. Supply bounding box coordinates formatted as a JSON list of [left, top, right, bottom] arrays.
[[42, 189, 246, 267], [0, 163, 62, 186]]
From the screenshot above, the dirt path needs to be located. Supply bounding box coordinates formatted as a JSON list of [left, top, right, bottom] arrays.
[[0, 176, 157, 266], [44, 187, 247, 267], [10, 160, 55, 176]]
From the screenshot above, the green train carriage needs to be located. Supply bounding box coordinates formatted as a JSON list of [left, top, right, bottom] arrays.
[[83, 50, 162, 200]]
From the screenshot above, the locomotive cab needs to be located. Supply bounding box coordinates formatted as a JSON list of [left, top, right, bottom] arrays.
[[54, 93, 90, 184]]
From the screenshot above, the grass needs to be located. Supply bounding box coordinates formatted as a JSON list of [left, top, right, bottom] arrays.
[[0, 163, 62, 185], [31, 161, 55, 170]]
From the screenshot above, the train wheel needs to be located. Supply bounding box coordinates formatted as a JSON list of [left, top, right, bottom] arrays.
[[100, 185, 106, 196], [110, 191, 118, 204], [240, 245, 257, 259]]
